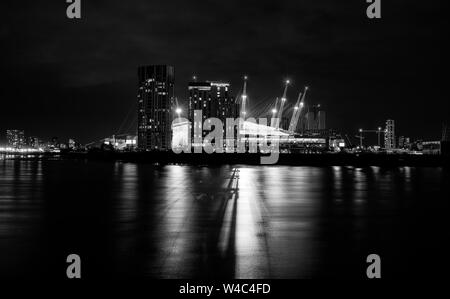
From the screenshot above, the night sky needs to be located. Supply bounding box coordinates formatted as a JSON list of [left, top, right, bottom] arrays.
[[1, 0, 449, 144]]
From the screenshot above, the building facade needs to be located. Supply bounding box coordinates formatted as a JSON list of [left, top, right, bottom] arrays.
[[398, 136, 410, 149], [299, 104, 326, 134], [422, 141, 441, 155], [27, 136, 43, 148], [384, 119, 395, 150], [6, 130, 26, 148], [188, 81, 236, 121], [188, 81, 237, 141], [137, 65, 175, 151]]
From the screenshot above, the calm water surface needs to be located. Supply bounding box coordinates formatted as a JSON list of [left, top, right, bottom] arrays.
[[0, 158, 449, 279]]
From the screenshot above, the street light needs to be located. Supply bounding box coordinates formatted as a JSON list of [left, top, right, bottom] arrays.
[[176, 108, 182, 115], [359, 129, 363, 148], [377, 127, 382, 147]]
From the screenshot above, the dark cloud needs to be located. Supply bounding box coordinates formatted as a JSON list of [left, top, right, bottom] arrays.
[[1, 0, 449, 143]]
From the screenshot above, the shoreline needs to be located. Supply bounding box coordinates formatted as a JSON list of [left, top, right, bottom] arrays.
[[2, 151, 449, 167]]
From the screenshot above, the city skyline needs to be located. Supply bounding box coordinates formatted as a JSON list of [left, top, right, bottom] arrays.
[[0, 65, 445, 150], [1, 1, 449, 144], [2, 0, 450, 284], [137, 65, 174, 151]]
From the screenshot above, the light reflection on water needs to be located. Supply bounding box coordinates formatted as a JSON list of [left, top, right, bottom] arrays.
[[0, 160, 44, 277], [0, 160, 449, 278]]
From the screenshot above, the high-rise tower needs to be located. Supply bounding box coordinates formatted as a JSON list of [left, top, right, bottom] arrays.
[[384, 119, 395, 150], [188, 81, 237, 140], [6, 130, 25, 148], [137, 65, 174, 151]]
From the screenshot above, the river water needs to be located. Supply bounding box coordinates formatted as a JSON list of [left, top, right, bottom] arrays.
[[0, 158, 449, 279]]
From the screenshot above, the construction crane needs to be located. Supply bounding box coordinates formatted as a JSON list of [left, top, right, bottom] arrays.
[[274, 80, 290, 129], [238, 76, 248, 138], [288, 86, 308, 133], [239, 76, 248, 119], [345, 134, 353, 148], [357, 127, 383, 147], [442, 123, 449, 141], [355, 130, 365, 148], [270, 97, 279, 127]]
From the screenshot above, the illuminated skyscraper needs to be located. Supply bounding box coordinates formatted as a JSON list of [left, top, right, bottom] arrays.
[[384, 119, 395, 150], [137, 65, 175, 151], [6, 130, 25, 148], [188, 81, 236, 121], [317, 110, 326, 130], [301, 104, 326, 134], [398, 136, 410, 149], [188, 81, 237, 140], [28, 136, 42, 148]]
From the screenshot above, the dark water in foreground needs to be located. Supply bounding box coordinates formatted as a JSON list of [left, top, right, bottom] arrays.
[[0, 159, 449, 279]]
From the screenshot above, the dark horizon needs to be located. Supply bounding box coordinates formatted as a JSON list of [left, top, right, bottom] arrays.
[[1, 0, 449, 144]]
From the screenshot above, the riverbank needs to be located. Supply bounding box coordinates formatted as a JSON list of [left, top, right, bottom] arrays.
[[4, 151, 445, 167]]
